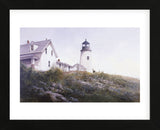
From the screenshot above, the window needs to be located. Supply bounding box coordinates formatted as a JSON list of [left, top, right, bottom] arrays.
[[87, 56, 89, 60], [45, 48, 47, 54], [48, 61, 50, 67], [51, 50, 53, 56]]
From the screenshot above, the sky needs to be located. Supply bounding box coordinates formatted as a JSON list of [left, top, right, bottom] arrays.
[[20, 28, 140, 78]]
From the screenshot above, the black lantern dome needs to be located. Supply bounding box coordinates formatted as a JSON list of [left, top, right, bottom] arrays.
[[81, 39, 91, 51]]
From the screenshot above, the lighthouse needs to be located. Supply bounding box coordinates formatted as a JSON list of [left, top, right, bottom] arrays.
[[80, 39, 92, 72]]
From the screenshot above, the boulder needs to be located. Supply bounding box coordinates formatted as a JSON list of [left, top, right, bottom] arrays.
[[45, 91, 68, 102], [69, 97, 79, 102]]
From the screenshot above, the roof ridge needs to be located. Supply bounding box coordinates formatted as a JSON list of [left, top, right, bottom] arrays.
[[33, 39, 51, 43], [20, 39, 51, 46]]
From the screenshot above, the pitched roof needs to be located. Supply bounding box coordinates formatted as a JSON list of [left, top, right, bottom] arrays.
[[20, 39, 58, 60], [20, 40, 51, 54]]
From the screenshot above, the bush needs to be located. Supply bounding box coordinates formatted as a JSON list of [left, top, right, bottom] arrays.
[[44, 68, 64, 83]]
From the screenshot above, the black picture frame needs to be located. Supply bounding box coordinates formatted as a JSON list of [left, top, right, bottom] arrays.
[[0, 0, 159, 129]]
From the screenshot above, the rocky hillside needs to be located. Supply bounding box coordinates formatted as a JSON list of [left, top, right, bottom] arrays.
[[20, 64, 140, 102]]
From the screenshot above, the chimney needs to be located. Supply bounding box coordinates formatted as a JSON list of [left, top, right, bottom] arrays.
[[27, 40, 29, 44]]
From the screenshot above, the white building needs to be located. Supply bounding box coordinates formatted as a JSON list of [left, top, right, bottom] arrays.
[[20, 39, 58, 71], [80, 39, 92, 72]]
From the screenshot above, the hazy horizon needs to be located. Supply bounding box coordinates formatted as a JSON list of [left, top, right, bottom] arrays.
[[20, 28, 140, 79]]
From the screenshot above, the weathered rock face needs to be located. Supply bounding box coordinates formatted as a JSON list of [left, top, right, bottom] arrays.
[[69, 97, 79, 102], [45, 91, 68, 102]]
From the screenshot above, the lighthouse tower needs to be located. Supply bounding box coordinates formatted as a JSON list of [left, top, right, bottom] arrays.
[[80, 39, 92, 72]]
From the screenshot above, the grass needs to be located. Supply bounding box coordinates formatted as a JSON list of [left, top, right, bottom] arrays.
[[20, 63, 140, 102]]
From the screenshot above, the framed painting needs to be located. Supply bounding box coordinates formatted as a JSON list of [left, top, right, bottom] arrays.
[[0, 0, 159, 129]]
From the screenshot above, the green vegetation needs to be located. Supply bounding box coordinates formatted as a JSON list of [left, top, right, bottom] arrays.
[[20, 63, 140, 102]]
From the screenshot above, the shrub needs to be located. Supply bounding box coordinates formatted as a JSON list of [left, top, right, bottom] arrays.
[[80, 71, 91, 81], [44, 68, 64, 83]]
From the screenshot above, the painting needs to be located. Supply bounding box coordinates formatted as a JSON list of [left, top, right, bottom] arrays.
[[10, 10, 149, 120], [20, 27, 140, 102]]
